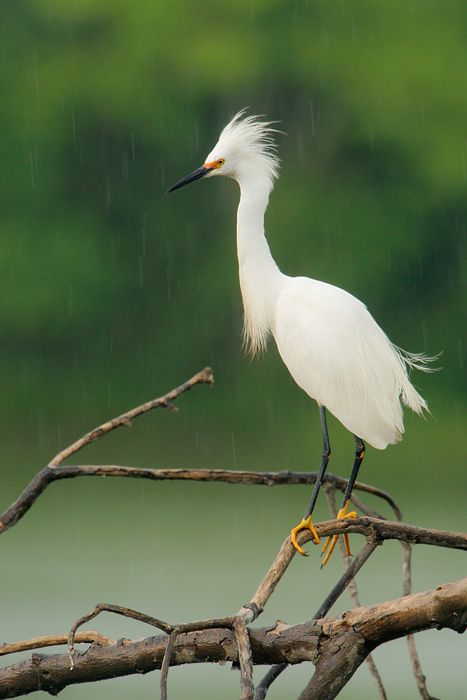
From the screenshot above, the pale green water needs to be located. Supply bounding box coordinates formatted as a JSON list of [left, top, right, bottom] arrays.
[[2, 421, 466, 700], [2, 0, 467, 696]]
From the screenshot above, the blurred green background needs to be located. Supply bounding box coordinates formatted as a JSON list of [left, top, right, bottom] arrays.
[[1, 1, 466, 698]]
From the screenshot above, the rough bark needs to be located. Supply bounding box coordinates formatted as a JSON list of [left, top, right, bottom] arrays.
[[1, 578, 465, 699]]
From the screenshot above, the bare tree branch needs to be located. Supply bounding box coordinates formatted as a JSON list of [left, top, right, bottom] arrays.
[[254, 475, 396, 700], [401, 541, 441, 700], [253, 663, 288, 700], [296, 517, 467, 552], [297, 576, 467, 700], [0, 370, 464, 700], [241, 517, 467, 623], [312, 536, 380, 619], [68, 604, 173, 669], [5, 517, 462, 700], [160, 631, 178, 700], [0, 463, 401, 539], [0, 368, 214, 535], [238, 515, 458, 630], [49, 367, 214, 467], [0, 632, 114, 657], [1, 579, 465, 699], [323, 482, 388, 700], [233, 617, 255, 700], [252, 529, 381, 698], [252, 492, 466, 700], [407, 633, 441, 700]]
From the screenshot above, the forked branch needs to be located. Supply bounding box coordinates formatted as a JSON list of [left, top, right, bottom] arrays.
[[0, 367, 214, 535], [49, 367, 214, 467], [0, 369, 464, 700], [1, 578, 465, 699]]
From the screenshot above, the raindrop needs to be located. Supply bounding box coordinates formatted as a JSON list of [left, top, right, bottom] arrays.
[[105, 176, 111, 207], [29, 151, 35, 189], [141, 213, 147, 257], [166, 268, 171, 299], [138, 254, 144, 288], [231, 432, 237, 468]]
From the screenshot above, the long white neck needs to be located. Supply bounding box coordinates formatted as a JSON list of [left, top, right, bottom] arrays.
[[236, 175, 285, 354]]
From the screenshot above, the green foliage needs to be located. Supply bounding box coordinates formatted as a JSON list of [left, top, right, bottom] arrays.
[[0, 0, 466, 458], [1, 7, 466, 698]]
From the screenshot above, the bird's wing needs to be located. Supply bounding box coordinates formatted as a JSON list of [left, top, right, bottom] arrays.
[[273, 277, 408, 448]]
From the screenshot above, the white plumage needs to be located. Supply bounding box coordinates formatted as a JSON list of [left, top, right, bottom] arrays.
[[167, 110, 435, 558], [273, 277, 428, 449]]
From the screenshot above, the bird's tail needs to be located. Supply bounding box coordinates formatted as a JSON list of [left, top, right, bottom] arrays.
[[396, 347, 441, 414]]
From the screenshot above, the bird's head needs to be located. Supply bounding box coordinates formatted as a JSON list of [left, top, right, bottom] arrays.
[[166, 110, 280, 194]]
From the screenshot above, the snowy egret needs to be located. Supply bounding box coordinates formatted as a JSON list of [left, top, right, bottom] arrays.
[[167, 111, 435, 563]]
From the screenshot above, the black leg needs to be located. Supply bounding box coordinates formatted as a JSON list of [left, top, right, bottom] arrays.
[[291, 404, 331, 554], [321, 435, 365, 565], [338, 435, 365, 512], [304, 405, 331, 519]]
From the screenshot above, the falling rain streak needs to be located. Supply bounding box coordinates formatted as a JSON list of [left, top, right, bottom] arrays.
[[2, 4, 466, 698]]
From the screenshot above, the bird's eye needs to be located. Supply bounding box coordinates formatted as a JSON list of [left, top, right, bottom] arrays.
[[217, 159, 225, 166]]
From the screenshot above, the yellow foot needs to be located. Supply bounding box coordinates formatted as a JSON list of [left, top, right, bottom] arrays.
[[291, 515, 320, 556], [321, 504, 358, 567]]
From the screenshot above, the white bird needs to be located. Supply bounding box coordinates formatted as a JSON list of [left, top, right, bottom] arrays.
[[167, 110, 435, 563]]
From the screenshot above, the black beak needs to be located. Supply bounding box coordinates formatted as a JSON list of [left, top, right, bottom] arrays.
[[166, 165, 213, 193]]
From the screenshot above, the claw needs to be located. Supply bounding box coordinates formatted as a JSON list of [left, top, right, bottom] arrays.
[[291, 515, 320, 556], [321, 503, 358, 566]]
